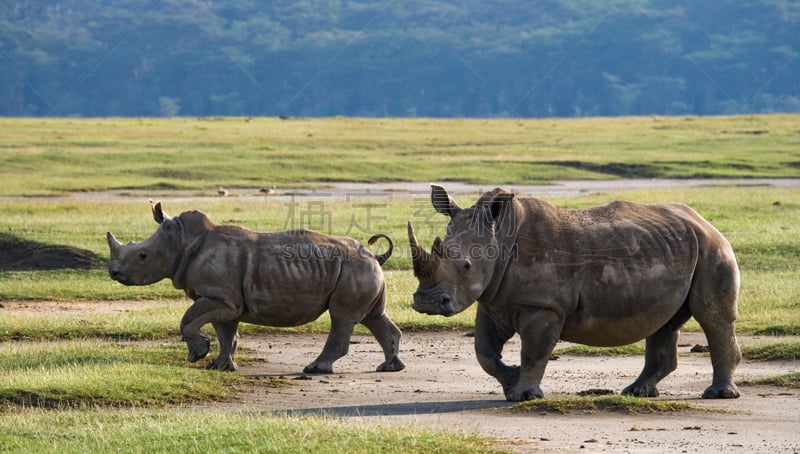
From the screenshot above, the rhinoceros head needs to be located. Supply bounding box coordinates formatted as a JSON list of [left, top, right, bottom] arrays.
[[409, 185, 515, 316], [106, 200, 192, 286]]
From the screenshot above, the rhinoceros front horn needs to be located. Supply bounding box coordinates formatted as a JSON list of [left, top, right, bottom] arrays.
[[107, 231, 122, 256], [407, 221, 439, 279]]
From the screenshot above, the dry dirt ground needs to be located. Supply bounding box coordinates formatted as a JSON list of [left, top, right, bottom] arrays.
[[57, 177, 800, 202], [5, 300, 799, 452], [231, 330, 800, 453]]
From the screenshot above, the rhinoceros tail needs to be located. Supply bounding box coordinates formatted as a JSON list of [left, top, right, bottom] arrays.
[[368, 233, 394, 266]]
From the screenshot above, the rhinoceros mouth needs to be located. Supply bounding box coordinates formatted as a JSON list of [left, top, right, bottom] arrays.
[[109, 269, 132, 285], [412, 291, 455, 317]]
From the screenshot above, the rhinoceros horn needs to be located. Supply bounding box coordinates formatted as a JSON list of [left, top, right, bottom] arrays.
[[408, 221, 439, 280], [106, 231, 122, 257]]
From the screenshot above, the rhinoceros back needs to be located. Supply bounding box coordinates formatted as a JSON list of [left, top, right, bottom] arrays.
[[241, 229, 377, 326], [510, 200, 707, 345]]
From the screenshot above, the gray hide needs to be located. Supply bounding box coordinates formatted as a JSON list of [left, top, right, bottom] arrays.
[[409, 185, 741, 401], [108, 201, 404, 374]]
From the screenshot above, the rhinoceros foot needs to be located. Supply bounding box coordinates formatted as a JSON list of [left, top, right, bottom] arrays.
[[207, 356, 238, 372], [186, 333, 212, 363], [376, 356, 405, 372], [505, 385, 544, 402], [621, 382, 659, 398], [303, 362, 334, 374], [702, 383, 740, 399]]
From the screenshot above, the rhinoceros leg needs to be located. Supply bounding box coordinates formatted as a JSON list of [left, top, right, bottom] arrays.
[[474, 305, 518, 395], [180, 296, 242, 366], [698, 324, 741, 399], [303, 316, 357, 374], [689, 297, 741, 397], [688, 255, 742, 399], [622, 304, 691, 397], [208, 321, 240, 371], [506, 308, 564, 402], [360, 311, 405, 372]]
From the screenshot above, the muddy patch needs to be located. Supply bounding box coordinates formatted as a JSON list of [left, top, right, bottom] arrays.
[[0, 233, 103, 272]]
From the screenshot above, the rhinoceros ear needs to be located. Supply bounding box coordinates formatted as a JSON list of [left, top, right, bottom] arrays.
[[487, 189, 515, 222], [431, 184, 461, 217], [150, 199, 167, 224]]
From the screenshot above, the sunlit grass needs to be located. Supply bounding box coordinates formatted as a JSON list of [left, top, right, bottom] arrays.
[[0, 301, 184, 341], [740, 372, 800, 389], [0, 340, 272, 409], [1, 115, 799, 196], [741, 341, 800, 361], [0, 115, 797, 452], [511, 394, 696, 414], [1, 186, 798, 336], [0, 409, 503, 454], [554, 343, 645, 356]]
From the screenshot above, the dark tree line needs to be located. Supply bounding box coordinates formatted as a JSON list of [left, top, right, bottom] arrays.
[[2, 0, 799, 117]]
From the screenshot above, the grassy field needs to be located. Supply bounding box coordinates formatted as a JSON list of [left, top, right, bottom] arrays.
[[1, 115, 799, 452], [0, 409, 502, 454], [1, 186, 798, 336], [0, 115, 799, 196]]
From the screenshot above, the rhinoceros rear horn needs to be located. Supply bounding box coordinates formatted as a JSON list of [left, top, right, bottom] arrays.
[[432, 237, 444, 258], [408, 221, 439, 279]]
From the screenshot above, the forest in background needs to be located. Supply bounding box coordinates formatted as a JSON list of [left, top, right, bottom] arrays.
[[2, 0, 799, 118]]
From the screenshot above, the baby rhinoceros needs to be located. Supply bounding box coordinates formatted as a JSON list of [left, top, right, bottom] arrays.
[[107, 201, 405, 374]]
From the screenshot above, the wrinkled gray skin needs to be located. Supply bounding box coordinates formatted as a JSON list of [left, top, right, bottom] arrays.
[[409, 185, 741, 401], [107, 202, 404, 374]]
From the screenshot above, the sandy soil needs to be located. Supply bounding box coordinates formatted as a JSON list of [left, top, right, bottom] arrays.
[[5, 299, 798, 452], [221, 329, 799, 453]]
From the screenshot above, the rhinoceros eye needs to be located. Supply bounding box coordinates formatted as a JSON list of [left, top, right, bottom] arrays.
[[139, 252, 147, 261], [462, 258, 472, 272]]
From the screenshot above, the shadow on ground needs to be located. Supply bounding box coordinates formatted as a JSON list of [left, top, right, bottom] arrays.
[[269, 399, 511, 417]]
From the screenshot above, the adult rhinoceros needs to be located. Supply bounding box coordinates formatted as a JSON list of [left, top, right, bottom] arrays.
[[107, 201, 404, 374], [408, 185, 741, 401]]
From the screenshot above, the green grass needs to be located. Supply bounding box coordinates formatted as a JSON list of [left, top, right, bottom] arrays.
[[1, 115, 799, 196], [1, 115, 798, 451], [511, 395, 695, 414], [0, 340, 274, 409], [741, 341, 800, 361], [2, 185, 797, 336], [0, 300, 184, 341], [554, 343, 645, 356], [740, 372, 800, 389], [554, 340, 800, 360], [0, 409, 502, 454]]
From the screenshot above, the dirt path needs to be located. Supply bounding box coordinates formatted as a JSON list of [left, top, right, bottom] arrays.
[[219, 329, 799, 453], [8, 299, 797, 451], [20, 177, 800, 203]]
